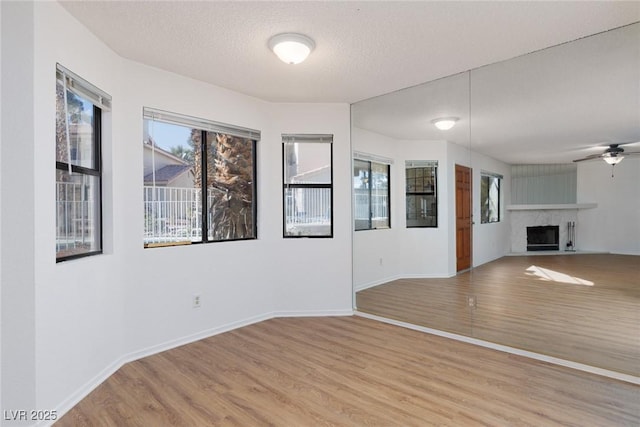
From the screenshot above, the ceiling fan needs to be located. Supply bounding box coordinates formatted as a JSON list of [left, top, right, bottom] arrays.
[[573, 143, 640, 165]]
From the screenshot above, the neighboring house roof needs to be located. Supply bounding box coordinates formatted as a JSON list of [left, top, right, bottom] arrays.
[[144, 164, 192, 185], [144, 141, 191, 164], [292, 165, 331, 184]]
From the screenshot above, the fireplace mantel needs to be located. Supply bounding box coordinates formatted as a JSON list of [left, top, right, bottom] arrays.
[[509, 207, 592, 253], [506, 203, 597, 211]]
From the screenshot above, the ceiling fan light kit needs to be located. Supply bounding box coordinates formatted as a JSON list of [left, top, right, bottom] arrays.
[[573, 143, 640, 177], [573, 143, 639, 164], [603, 154, 624, 165]]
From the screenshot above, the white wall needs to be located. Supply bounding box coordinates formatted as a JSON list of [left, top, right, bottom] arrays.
[[115, 60, 278, 359], [0, 2, 353, 423], [396, 140, 452, 277], [269, 104, 352, 314], [352, 127, 402, 289], [577, 158, 640, 255], [352, 127, 513, 291], [1, 2, 37, 424], [32, 3, 125, 417], [10, 0, 625, 421], [0, 1, 3, 413], [352, 129, 456, 289], [470, 151, 511, 266]]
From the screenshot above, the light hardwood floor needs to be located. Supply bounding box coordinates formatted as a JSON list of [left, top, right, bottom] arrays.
[[357, 254, 640, 377], [56, 316, 638, 426]]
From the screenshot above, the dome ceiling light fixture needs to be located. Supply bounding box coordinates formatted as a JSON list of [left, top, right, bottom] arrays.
[[603, 153, 624, 165], [268, 33, 315, 65], [431, 117, 459, 131]]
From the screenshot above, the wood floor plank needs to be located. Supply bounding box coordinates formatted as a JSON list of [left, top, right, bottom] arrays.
[[357, 254, 640, 376], [56, 316, 639, 426]]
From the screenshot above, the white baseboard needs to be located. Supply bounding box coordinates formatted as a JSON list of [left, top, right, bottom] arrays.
[[354, 272, 457, 292], [50, 308, 354, 424], [400, 272, 456, 279], [124, 313, 273, 363], [38, 356, 126, 427], [354, 275, 402, 292], [506, 250, 609, 256], [274, 309, 353, 318], [48, 312, 273, 426], [610, 250, 640, 256]]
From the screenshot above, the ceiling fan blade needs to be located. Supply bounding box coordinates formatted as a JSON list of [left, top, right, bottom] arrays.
[[573, 142, 640, 163], [573, 153, 604, 162]]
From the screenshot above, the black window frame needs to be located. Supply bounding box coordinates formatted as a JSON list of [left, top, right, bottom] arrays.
[[405, 162, 438, 228], [354, 159, 391, 231], [282, 134, 334, 238], [56, 69, 106, 263], [143, 109, 259, 248], [481, 173, 501, 224], [203, 131, 258, 243]]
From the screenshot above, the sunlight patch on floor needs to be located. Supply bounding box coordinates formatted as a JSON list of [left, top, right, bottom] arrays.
[[525, 265, 594, 286]]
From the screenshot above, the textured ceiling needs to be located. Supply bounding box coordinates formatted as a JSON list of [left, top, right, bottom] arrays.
[[353, 22, 640, 164], [60, 1, 640, 164], [60, 1, 640, 103]]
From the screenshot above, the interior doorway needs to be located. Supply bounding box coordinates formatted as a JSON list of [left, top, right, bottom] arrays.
[[455, 164, 472, 272]]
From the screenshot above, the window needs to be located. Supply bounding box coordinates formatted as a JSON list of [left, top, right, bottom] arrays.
[[354, 158, 390, 230], [56, 65, 111, 261], [481, 172, 502, 223], [283, 134, 333, 237], [143, 108, 259, 247], [405, 161, 438, 227]]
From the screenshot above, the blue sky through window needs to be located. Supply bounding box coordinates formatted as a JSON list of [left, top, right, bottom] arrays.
[[146, 120, 191, 152]]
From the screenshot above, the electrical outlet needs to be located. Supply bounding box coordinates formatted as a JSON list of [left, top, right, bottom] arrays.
[[467, 296, 477, 308], [193, 294, 201, 308], [379, 257, 383, 266]]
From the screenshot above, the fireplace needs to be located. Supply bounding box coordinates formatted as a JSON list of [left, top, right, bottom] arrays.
[[527, 225, 560, 251]]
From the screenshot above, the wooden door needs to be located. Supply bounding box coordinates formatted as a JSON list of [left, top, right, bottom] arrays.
[[455, 165, 472, 272]]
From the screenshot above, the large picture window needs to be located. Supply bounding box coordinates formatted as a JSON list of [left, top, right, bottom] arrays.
[[354, 158, 390, 230], [283, 134, 333, 237], [56, 65, 111, 261], [406, 161, 438, 227], [143, 108, 259, 247], [481, 172, 502, 223]]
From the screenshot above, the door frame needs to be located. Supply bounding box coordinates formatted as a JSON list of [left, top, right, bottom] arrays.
[[455, 164, 472, 272]]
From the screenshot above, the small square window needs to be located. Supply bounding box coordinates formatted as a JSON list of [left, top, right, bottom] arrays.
[[481, 174, 501, 223], [283, 135, 333, 237], [405, 162, 437, 227], [354, 159, 390, 231], [56, 65, 110, 261]]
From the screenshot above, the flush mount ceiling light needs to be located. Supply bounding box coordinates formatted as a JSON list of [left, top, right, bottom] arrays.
[[268, 33, 315, 65], [431, 117, 459, 131]]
